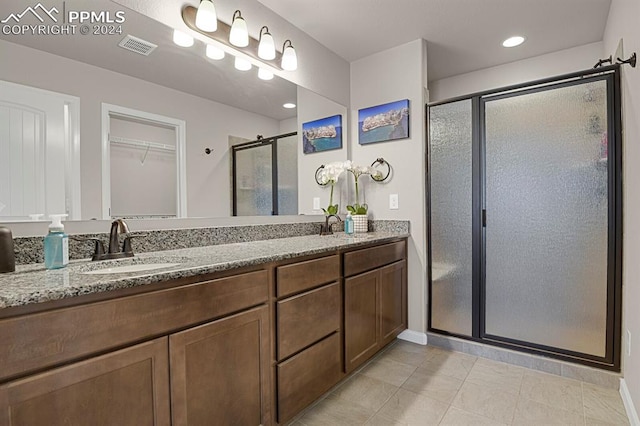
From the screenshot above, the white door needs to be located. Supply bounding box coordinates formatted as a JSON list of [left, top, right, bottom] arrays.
[[0, 81, 80, 220]]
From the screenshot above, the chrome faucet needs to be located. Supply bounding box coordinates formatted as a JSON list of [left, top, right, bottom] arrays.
[[320, 214, 342, 236]]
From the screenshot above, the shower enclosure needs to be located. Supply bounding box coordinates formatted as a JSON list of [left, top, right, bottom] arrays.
[[427, 66, 622, 370], [232, 132, 298, 216]]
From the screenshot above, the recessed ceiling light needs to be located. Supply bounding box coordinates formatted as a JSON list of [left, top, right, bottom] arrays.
[[283, 103, 296, 109], [502, 36, 525, 48]]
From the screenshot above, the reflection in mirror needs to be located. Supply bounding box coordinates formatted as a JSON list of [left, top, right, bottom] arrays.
[[0, 0, 347, 224]]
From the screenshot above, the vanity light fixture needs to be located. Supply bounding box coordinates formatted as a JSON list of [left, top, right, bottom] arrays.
[[229, 10, 249, 47], [502, 35, 525, 48], [206, 44, 225, 60], [173, 29, 194, 47], [195, 0, 217, 32], [234, 56, 252, 71], [283, 103, 296, 109], [258, 68, 274, 80], [180, 5, 299, 76], [281, 40, 298, 71], [258, 26, 276, 60]]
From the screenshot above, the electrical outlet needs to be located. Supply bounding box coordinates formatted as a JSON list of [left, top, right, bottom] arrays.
[[313, 197, 320, 210], [627, 329, 632, 357], [389, 194, 399, 210]]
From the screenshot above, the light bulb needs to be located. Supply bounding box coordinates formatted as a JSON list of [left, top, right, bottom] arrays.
[[281, 40, 297, 71], [258, 26, 276, 60], [234, 57, 252, 71], [206, 44, 225, 60], [283, 103, 296, 109], [229, 10, 249, 47], [173, 29, 194, 47], [258, 68, 274, 80], [195, 0, 217, 32]]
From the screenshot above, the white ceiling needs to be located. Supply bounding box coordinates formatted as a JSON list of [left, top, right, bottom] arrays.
[[257, 0, 612, 81]]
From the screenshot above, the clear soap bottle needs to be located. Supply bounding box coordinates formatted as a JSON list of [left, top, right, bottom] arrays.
[[44, 214, 69, 270]]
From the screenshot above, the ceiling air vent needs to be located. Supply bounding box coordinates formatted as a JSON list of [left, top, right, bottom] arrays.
[[118, 35, 157, 56]]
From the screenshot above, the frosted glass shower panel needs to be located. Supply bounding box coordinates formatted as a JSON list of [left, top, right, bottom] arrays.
[[235, 145, 273, 216], [277, 135, 298, 215], [429, 99, 473, 336], [484, 81, 609, 357]]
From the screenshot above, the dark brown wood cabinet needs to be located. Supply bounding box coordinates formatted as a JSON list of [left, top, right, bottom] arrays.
[[170, 306, 270, 426], [344, 241, 407, 373], [0, 338, 171, 426]]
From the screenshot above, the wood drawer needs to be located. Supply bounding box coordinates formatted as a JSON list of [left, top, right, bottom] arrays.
[[277, 332, 342, 423], [344, 240, 406, 277], [0, 270, 268, 382], [276, 255, 340, 297], [277, 282, 341, 360]]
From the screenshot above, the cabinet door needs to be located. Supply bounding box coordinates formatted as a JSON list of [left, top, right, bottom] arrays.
[[379, 260, 407, 346], [169, 306, 270, 426], [344, 269, 379, 373], [0, 338, 170, 426]]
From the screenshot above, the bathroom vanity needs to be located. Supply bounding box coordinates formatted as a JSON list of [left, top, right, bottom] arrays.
[[0, 232, 408, 425]]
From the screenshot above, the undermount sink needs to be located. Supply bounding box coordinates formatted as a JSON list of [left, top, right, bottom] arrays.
[[81, 262, 182, 275]]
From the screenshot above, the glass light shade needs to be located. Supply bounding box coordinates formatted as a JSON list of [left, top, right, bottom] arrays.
[[258, 68, 274, 80], [234, 57, 252, 71], [195, 0, 217, 32], [281, 43, 297, 71], [229, 12, 249, 47], [502, 36, 525, 47], [258, 29, 276, 60], [173, 29, 194, 47], [206, 44, 225, 60]]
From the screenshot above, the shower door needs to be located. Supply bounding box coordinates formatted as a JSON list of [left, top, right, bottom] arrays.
[[428, 68, 622, 369]]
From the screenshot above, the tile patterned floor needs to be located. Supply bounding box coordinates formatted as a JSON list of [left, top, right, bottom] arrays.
[[289, 341, 630, 426]]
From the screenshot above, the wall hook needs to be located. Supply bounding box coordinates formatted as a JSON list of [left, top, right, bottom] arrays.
[[617, 52, 637, 68], [204, 148, 213, 155], [370, 158, 391, 182]]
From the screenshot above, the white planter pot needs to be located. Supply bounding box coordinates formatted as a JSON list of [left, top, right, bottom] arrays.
[[352, 214, 368, 233]]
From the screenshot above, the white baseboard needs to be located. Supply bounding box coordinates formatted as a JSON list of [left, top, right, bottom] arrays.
[[621, 378, 640, 426], [398, 330, 427, 345]]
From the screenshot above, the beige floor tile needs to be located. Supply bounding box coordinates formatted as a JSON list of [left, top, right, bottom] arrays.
[[390, 340, 435, 355], [376, 388, 449, 425], [439, 406, 507, 425], [364, 413, 408, 426], [512, 397, 585, 425], [297, 394, 373, 426], [451, 380, 518, 424], [519, 370, 583, 413], [331, 374, 398, 411], [583, 383, 630, 425], [360, 357, 417, 387], [382, 345, 431, 367], [585, 416, 630, 425], [418, 350, 477, 380], [465, 357, 524, 394], [401, 369, 463, 404]]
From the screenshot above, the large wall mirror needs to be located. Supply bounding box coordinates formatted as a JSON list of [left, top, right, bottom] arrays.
[[0, 0, 348, 223]]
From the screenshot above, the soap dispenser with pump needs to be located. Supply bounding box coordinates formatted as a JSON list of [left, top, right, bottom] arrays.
[[44, 214, 69, 270]]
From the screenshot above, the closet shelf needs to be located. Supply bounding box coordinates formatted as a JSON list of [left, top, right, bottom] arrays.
[[110, 136, 176, 153]]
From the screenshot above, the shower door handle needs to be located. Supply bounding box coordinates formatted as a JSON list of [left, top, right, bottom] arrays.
[[482, 209, 487, 227]]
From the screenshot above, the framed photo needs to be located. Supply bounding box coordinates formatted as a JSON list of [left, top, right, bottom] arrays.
[[302, 114, 343, 154], [358, 99, 410, 145]]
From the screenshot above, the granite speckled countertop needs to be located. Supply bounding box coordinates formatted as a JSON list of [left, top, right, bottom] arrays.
[[0, 232, 408, 310]]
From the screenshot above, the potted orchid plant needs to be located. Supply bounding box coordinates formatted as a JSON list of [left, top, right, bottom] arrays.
[[344, 161, 382, 232], [318, 161, 345, 215]]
